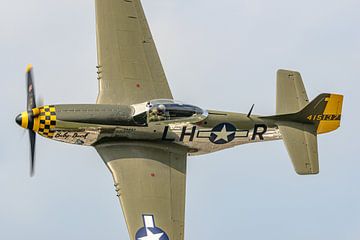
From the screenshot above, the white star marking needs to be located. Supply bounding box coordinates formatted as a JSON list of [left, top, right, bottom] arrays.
[[138, 229, 164, 240], [213, 125, 235, 142], [137, 215, 166, 240]]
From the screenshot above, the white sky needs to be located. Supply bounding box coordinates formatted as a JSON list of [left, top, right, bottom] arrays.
[[0, 0, 359, 239]]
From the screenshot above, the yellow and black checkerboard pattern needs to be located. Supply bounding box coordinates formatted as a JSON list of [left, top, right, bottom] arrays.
[[36, 105, 57, 138]]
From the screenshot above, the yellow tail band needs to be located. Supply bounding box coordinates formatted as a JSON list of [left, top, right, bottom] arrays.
[[317, 94, 343, 134]]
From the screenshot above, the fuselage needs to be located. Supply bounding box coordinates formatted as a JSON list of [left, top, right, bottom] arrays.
[[16, 100, 282, 155]]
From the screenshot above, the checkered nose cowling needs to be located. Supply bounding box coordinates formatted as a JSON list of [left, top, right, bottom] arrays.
[[36, 105, 57, 138]]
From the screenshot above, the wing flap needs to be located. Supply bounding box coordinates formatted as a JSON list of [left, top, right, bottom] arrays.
[[95, 142, 187, 240]]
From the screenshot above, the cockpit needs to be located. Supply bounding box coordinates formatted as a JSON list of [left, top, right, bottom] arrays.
[[132, 99, 208, 125]]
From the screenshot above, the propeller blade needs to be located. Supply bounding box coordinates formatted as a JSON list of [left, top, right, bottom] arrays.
[[26, 64, 37, 177], [26, 64, 36, 111], [29, 130, 36, 177]]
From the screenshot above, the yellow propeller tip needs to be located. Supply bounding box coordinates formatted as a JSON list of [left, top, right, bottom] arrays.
[[26, 64, 33, 72]]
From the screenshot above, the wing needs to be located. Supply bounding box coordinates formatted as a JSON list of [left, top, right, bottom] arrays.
[[95, 142, 187, 240], [95, 0, 173, 105]]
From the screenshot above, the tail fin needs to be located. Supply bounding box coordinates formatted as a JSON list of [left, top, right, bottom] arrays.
[[268, 70, 344, 175], [275, 69, 344, 135], [294, 93, 343, 134]]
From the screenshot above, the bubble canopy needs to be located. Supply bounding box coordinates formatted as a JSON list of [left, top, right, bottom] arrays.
[[132, 99, 208, 125]]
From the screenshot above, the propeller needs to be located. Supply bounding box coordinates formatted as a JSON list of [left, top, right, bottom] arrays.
[[15, 65, 46, 176], [26, 64, 37, 176]]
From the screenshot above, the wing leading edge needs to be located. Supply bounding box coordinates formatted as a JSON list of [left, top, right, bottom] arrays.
[[95, 0, 173, 105], [95, 142, 187, 240]]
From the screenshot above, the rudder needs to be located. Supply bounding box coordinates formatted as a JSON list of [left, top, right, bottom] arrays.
[[294, 93, 344, 134]]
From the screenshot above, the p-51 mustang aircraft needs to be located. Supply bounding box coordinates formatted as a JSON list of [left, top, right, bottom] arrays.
[[15, 1, 343, 239]]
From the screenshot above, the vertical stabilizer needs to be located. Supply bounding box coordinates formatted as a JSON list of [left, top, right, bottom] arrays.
[[273, 69, 343, 175], [301, 94, 343, 134]]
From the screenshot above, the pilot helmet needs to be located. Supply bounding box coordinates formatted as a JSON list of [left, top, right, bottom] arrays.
[[157, 104, 166, 114]]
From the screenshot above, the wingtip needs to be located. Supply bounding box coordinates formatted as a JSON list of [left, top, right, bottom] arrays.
[[26, 64, 33, 73]]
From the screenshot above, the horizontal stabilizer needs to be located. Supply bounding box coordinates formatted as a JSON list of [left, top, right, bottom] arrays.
[[277, 69, 309, 115], [270, 69, 343, 175], [279, 123, 319, 175]]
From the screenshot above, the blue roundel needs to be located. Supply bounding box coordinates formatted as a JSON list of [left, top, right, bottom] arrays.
[[135, 215, 169, 240], [209, 123, 236, 144]]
